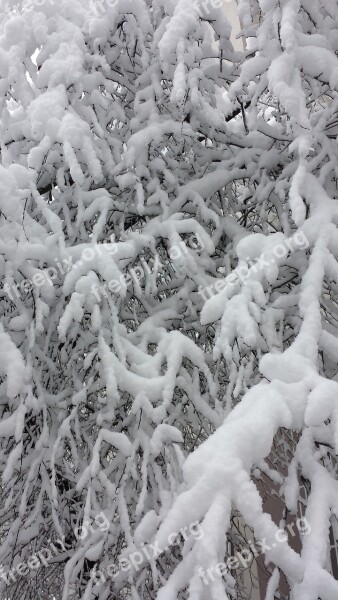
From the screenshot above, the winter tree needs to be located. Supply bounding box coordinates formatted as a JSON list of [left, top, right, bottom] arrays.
[[0, 0, 338, 599]]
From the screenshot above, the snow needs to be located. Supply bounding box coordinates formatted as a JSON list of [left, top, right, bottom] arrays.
[[100, 430, 132, 458], [0, 325, 25, 398], [149, 424, 183, 457], [27, 86, 68, 140], [0, 1, 338, 599]]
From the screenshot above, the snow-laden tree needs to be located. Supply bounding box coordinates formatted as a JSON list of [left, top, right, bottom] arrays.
[[0, 0, 240, 598], [0, 0, 338, 599], [153, 1, 338, 600]]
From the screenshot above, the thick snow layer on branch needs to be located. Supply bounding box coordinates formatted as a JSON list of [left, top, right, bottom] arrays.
[[0, 325, 25, 398]]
